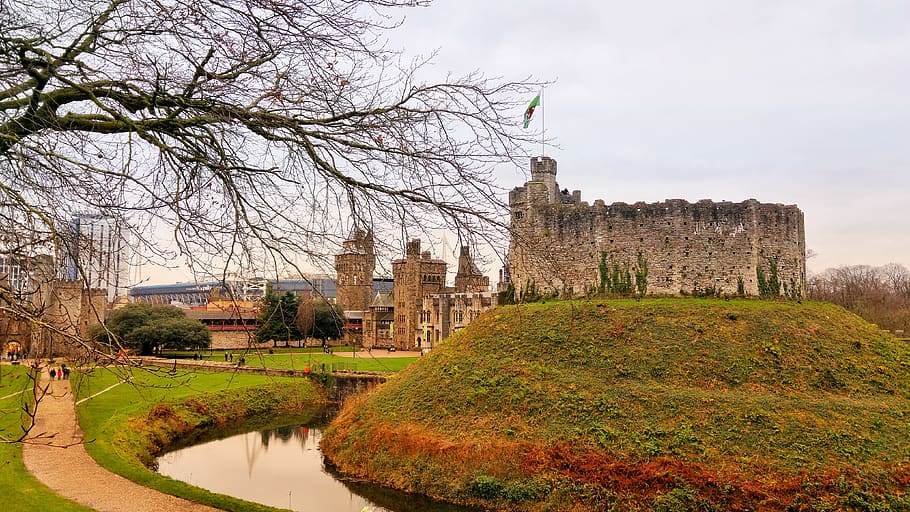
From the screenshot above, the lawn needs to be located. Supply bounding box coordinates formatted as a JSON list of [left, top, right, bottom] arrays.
[[1, 362, 327, 512], [73, 365, 325, 511], [0, 363, 94, 511], [166, 348, 419, 373]]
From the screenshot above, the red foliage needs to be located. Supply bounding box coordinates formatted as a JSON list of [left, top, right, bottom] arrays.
[[521, 443, 901, 511]]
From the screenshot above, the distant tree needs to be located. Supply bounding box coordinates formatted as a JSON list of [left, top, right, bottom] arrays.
[[93, 302, 210, 356], [295, 296, 315, 347], [312, 300, 345, 343], [256, 291, 301, 346], [880, 263, 910, 299], [808, 263, 910, 332]]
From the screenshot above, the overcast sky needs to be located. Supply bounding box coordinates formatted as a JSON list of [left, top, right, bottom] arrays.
[[386, 0, 910, 275]]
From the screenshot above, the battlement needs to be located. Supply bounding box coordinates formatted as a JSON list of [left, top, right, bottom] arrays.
[[530, 155, 557, 177], [508, 158, 806, 298]]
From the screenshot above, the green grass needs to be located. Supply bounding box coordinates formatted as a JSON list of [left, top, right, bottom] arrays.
[[73, 365, 326, 511], [165, 349, 418, 373], [323, 299, 910, 511], [0, 364, 94, 511]]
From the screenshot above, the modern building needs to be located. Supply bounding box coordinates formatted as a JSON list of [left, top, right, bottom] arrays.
[[0, 253, 54, 300], [129, 276, 355, 306], [61, 214, 131, 302]]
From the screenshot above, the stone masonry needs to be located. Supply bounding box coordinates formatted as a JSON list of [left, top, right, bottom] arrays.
[[334, 229, 375, 313], [392, 240, 446, 350], [509, 156, 806, 298]]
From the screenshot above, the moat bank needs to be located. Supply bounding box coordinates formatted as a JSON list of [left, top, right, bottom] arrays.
[[74, 370, 329, 511], [74, 367, 473, 511], [322, 299, 910, 511], [158, 423, 480, 512]]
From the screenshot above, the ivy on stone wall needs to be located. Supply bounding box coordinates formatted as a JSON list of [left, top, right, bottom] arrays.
[[598, 251, 609, 294], [788, 276, 801, 300], [635, 253, 649, 297], [499, 282, 516, 305], [517, 280, 558, 303], [757, 257, 781, 298], [610, 262, 633, 295], [596, 251, 635, 297]]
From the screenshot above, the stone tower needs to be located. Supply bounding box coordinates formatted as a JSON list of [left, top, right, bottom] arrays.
[[530, 155, 559, 204], [391, 240, 446, 350], [334, 229, 375, 313]]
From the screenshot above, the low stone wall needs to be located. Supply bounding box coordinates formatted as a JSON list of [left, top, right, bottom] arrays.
[[209, 331, 264, 350], [210, 331, 346, 350]]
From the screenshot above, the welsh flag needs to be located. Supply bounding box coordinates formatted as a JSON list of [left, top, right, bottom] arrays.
[[522, 94, 540, 128]]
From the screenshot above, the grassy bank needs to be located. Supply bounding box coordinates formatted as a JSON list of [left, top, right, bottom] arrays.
[[0, 364, 93, 511], [322, 299, 910, 511], [73, 367, 327, 511]]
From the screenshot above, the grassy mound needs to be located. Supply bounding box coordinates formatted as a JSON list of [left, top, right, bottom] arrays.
[[322, 299, 910, 511]]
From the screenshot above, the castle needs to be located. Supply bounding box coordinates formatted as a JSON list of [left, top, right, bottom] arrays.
[[508, 156, 806, 298], [335, 232, 496, 351]]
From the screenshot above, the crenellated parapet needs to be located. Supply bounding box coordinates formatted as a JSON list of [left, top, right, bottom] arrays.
[[508, 158, 806, 298]]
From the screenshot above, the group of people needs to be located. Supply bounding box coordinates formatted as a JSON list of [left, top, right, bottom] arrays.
[[4, 350, 25, 361], [48, 365, 70, 380], [221, 352, 246, 365]]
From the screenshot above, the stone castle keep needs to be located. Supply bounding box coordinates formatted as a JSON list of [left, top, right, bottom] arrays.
[[508, 156, 806, 298]]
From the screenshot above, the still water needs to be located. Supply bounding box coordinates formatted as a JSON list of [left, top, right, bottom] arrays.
[[157, 423, 479, 512]]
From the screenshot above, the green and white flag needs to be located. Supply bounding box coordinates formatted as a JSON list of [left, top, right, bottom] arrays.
[[522, 94, 540, 128]]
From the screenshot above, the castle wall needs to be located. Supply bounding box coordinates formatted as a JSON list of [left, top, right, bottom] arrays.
[[33, 281, 109, 358], [509, 169, 806, 298]]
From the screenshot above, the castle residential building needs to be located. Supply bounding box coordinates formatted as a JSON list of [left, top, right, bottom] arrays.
[[392, 240, 447, 350], [419, 246, 496, 350]]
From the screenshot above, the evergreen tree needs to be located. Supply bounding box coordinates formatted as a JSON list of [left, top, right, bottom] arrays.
[[256, 292, 302, 346]]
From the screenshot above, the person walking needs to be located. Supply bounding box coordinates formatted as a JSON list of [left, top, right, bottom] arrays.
[[49, 368, 56, 380]]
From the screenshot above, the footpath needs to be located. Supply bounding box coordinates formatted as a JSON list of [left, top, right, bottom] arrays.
[[22, 368, 221, 512]]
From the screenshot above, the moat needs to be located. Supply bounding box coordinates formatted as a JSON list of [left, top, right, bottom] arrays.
[[157, 422, 479, 512]]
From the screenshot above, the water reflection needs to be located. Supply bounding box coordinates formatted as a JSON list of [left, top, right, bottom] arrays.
[[157, 424, 479, 512]]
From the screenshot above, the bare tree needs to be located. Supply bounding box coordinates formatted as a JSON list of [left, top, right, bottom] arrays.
[[0, 0, 539, 356], [808, 263, 910, 332]]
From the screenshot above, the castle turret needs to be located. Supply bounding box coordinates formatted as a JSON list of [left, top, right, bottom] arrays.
[[454, 246, 489, 293], [334, 229, 375, 312], [530, 156, 558, 203]]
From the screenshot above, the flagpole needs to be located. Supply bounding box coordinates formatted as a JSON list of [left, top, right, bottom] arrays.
[[540, 87, 545, 157]]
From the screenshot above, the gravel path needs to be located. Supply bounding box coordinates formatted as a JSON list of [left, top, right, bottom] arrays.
[[22, 370, 221, 512]]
